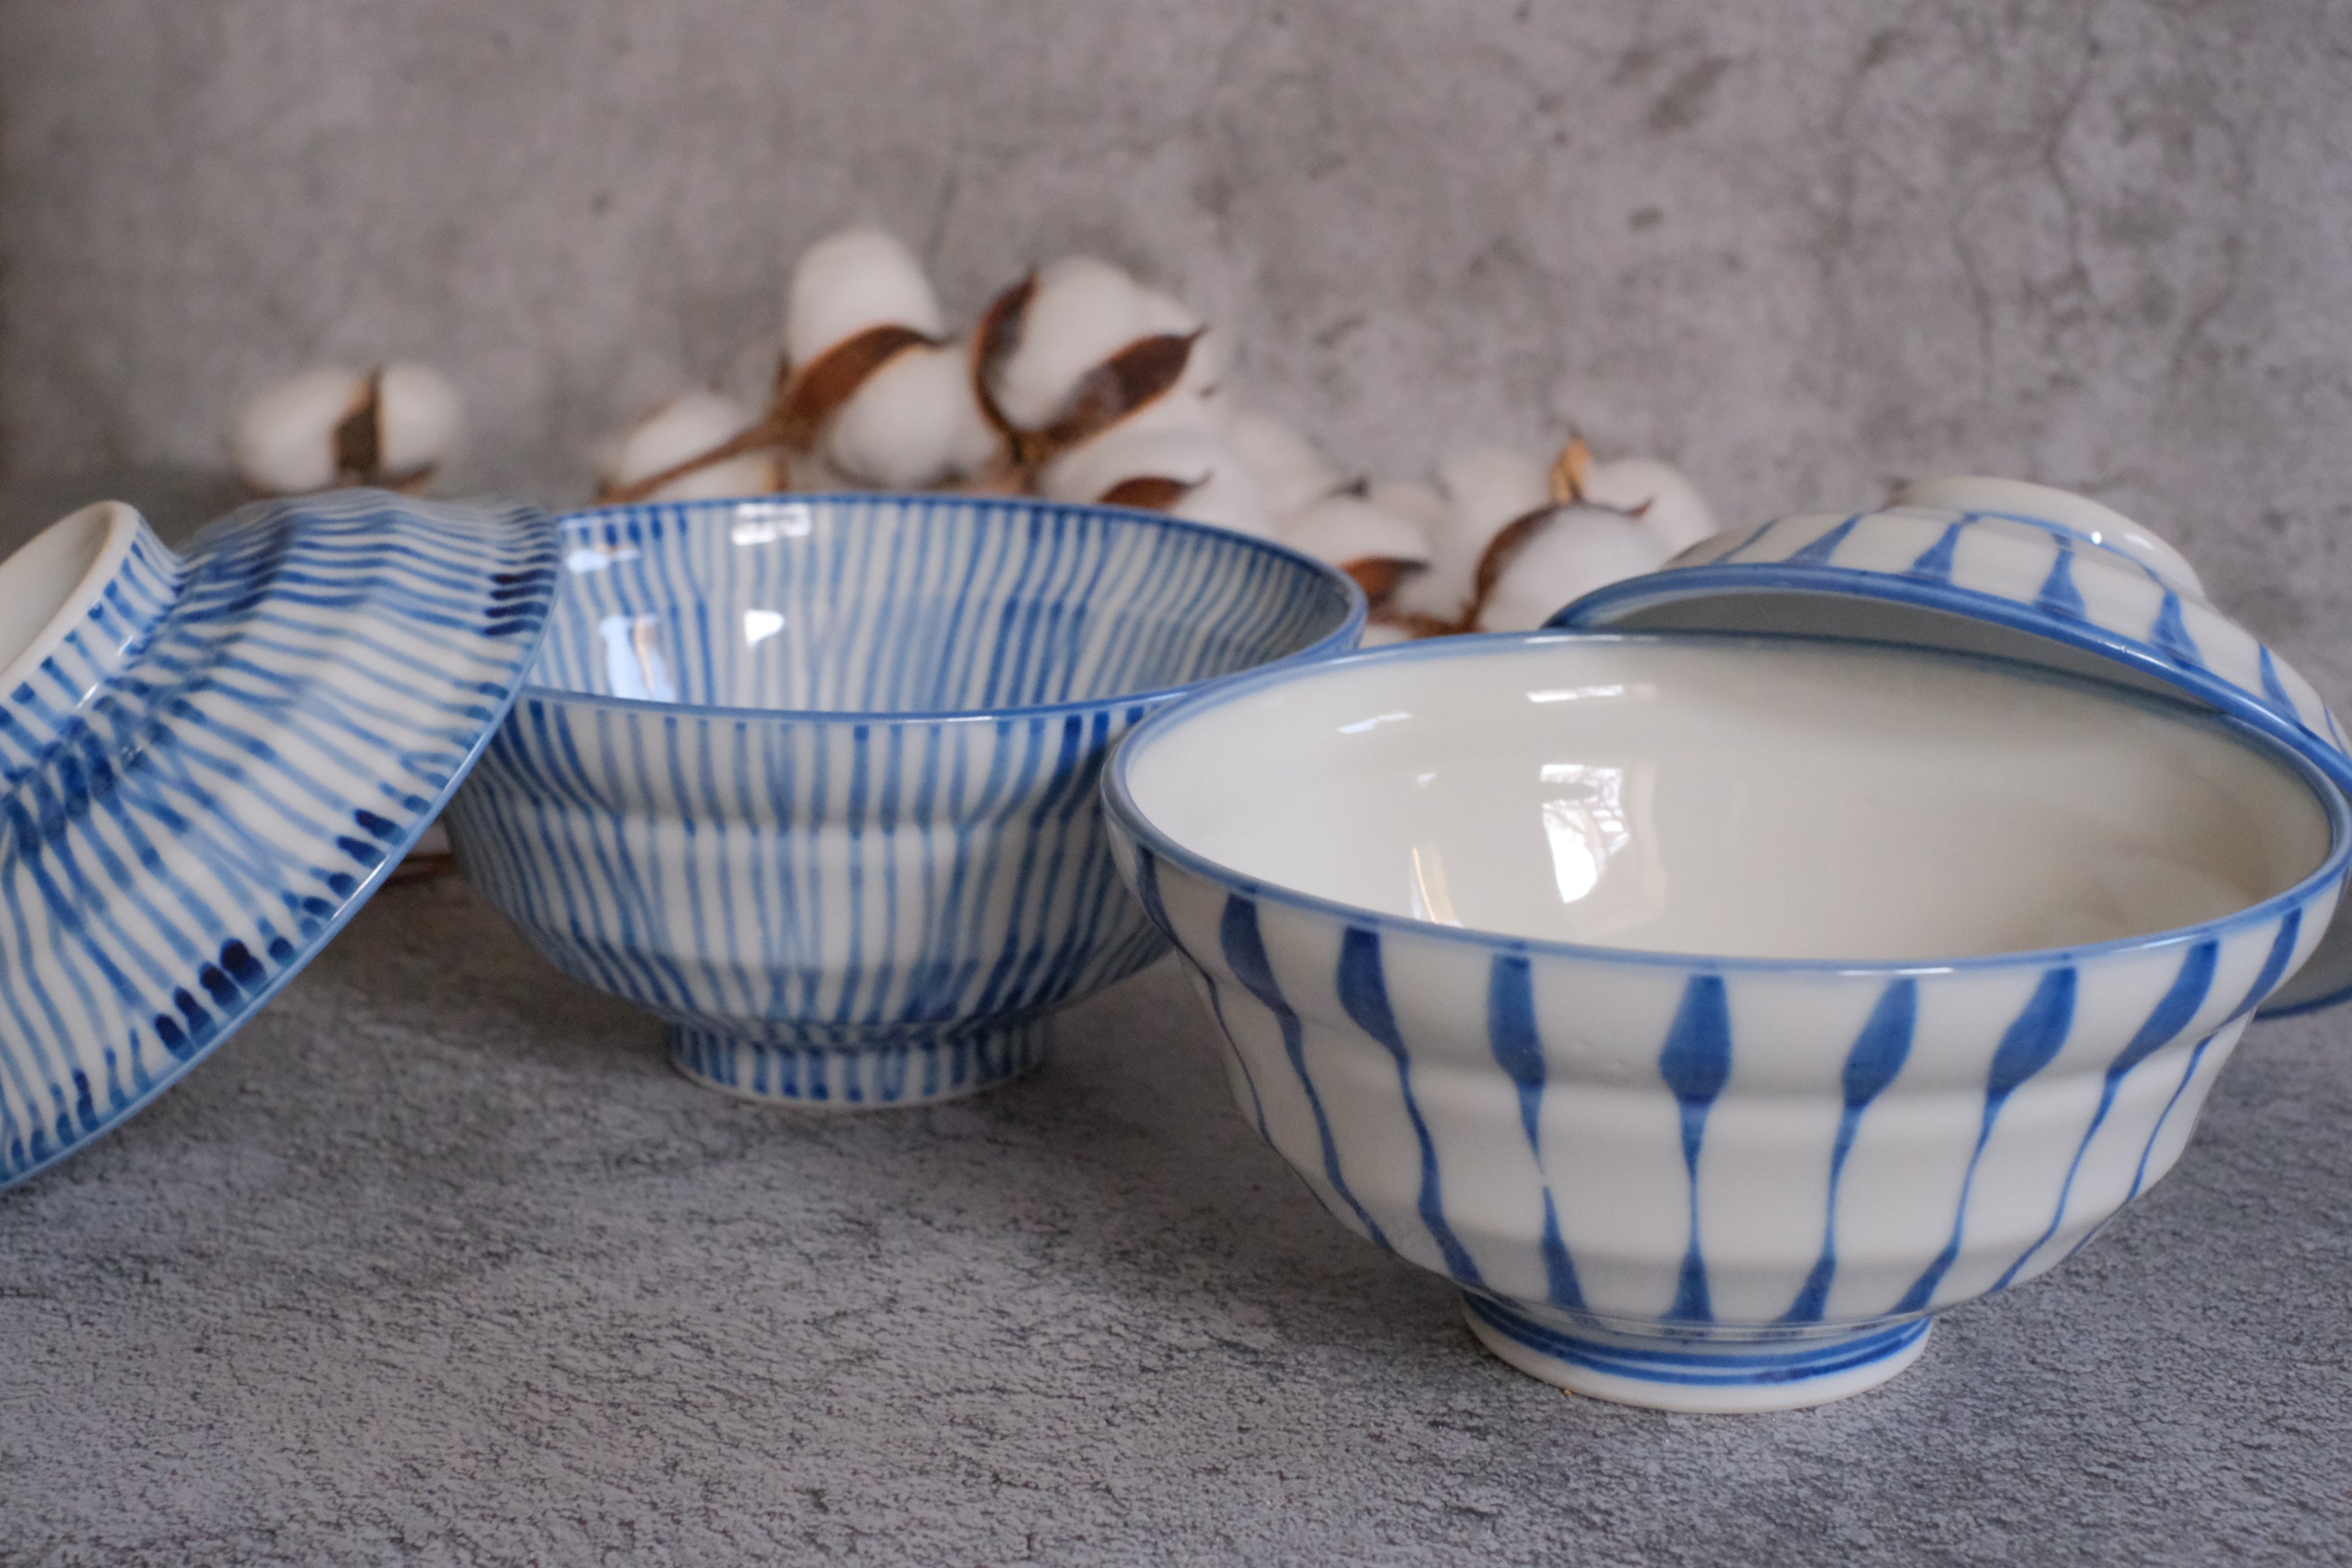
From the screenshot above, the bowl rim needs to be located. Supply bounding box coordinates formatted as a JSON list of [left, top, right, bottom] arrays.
[[1101, 626, 2352, 978], [518, 492, 1368, 725]]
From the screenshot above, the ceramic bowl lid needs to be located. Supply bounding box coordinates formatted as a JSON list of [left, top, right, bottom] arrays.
[[1548, 476, 2352, 1016], [0, 489, 557, 1190]]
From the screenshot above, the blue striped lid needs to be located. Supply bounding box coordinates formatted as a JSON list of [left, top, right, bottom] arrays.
[[0, 489, 559, 1190], [1548, 477, 2352, 1017]]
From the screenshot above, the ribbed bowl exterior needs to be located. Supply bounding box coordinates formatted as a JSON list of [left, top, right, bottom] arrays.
[[1, 492, 559, 1187], [1113, 831, 2339, 1331], [446, 494, 1361, 1105]]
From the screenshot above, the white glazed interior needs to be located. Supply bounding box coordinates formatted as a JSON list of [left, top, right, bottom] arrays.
[[532, 496, 1356, 715], [0, 501, 136, 697], [1122, 635, 2331, 961]]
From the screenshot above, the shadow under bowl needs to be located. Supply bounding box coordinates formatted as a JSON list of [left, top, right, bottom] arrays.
[[1101, 629, 2350, 1410], [446, 492, 1363, 1108]]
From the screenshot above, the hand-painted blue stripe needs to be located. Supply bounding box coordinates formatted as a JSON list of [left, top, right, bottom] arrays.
[[1657, 975, 1733, 1323], [1466, 1292, 1931, 1388], [1783, 514, 1863, 566], [1992, 940, 2216, 1292], [2256, 645, 2302, 721], [1220, 894, 1392, 1250], [1784, 976, 1917, 1323], [1487, 953, 1582, 1309], [1895, 966, 2077, 1312], [1906, 518, 1968, 582], [2035, 549, 2087, 619], [2124, 908, 2305, 1204], [1337, 926, 1482, 1285], [2149, 592, 2203, 667], [2, 491, 559, 1187]]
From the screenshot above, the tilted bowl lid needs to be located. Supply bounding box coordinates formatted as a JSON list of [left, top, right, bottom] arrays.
[[0, 489, 559, 1190], [1548, 476, 2352, 1016]]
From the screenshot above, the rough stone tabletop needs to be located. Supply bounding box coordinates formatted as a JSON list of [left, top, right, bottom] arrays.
[[2, 873, 2347, 1566]]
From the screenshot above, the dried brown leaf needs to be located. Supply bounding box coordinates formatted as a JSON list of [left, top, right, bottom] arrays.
[[1341, 556, 1423, 607], [1369, 607, 1464, 640], [1098, 474, 1198, 511], [1465, 503, 1566, 627], [971, 273, 1037, 442], [1548, 433, 1591, 507], [777, 323, 939, 449], [596, 418, 789, 506], [332, 370, 382, 482], [1038, 331, 1201, 454]]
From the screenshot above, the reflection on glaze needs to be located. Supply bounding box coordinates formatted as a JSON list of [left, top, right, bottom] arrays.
[[599, 614, 675, 702]]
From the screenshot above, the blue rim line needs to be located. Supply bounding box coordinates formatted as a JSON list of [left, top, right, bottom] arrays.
[[1465, 1294, 1931, 1386], [1101, 628, 2352, 979], [525, 492, 1368, 727]]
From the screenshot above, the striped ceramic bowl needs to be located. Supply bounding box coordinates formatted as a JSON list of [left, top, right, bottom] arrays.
[[1102, 630, 2350, 1410], [444, 493, 1362, 1107]]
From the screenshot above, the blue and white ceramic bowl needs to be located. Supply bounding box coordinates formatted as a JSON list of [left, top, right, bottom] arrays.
[[1101, 629, 2349, 1410], [0, 492, 559, 1190], [445, 492, 1363, 1108], [1552, 476, 2352, 1015]]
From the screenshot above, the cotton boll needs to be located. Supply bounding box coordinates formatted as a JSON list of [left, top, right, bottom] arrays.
[[599, 390, 781, 502], [1040, 424, 1214, 507], [822, 342, 1000, 489], [1277, 494, 1431, 571], [1223, 411, 1343, 520], [1041, 425, 1272, 538], [233, 368, 368, 494], [990, 256, 1151, 430], [1168, 457, 1272, 538], [375, 363, 463, 479], [1365, 479, 1453, 537], [1104, 382, 1220, 448], [1387, 443, 1558, 626], [1438, 443, 1553, 536], [1582, 456, 1717, 553], [1477, 506, 1672, 632], [785, 228, 945, 369]]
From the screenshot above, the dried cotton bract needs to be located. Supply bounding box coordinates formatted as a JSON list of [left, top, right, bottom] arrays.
[[596, 390, 782, 504], [233, 362, 462, 495], [1041, 425, 1272, 537]]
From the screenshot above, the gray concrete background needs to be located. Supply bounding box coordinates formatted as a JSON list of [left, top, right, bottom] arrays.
[[2, 0, 2350, 1562]]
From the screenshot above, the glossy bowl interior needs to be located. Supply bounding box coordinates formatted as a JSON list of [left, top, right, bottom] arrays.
[[533, 492, 1361, 714], [1120, 632, 2335, 962]]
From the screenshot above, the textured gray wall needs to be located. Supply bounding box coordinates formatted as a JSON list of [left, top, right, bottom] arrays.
[[2, 0, 2347, 692]]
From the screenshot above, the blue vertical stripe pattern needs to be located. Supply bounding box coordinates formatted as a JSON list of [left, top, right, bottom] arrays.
[[447, 494, 1361, 1107], [0, 492, 558, 1190], [1104, 616, 2349, 1407], [1548, 498, 2352, 1018], [1337, 926, 1481, 1283], [1487, 954, 1582, 1309], [1784, 976, 1918, 1322], [1895, 966, 2078, 1313], [1657, 975, 1733, 1323]]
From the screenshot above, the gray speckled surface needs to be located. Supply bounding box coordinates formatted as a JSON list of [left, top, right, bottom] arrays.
[[3, 878, 2350, 1564], [3, 0, 2351, 1560]]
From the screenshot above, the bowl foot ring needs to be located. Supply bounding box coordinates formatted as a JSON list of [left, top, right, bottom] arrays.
[[666, 1016, 1049, 1109], [1462, 1294, 1933, 1413]]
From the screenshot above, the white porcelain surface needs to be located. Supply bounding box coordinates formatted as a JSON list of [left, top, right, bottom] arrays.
[[1889, 476, 2205, 596], [0, 501, 135, 697], [1126, 637, 2326, 961], [1102, 631, 2350, 1410], [1555, 482, 2352, 1015]]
